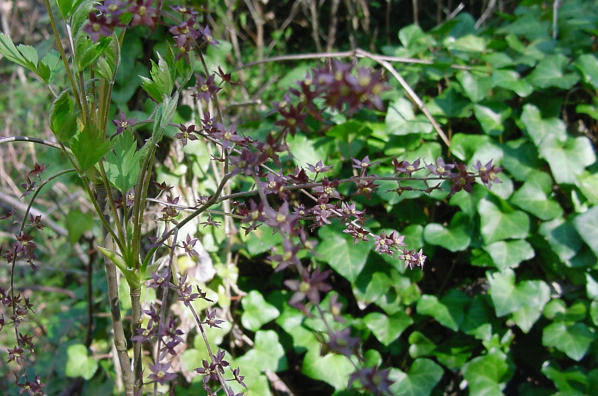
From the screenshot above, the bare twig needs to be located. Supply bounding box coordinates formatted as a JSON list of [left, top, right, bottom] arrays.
[[412, 0, 419, 25], [237, 50, 471, 71], [359, 49, 451, 147], [308, 0, 323, 52], [552, 0, 561, 39], [475, 0, 496, 29], [325, 0, 341, 52]]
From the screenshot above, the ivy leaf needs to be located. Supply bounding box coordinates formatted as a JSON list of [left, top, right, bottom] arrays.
[[241, 290, 280, 331], [483, 240, 535, 271], [457, 71, 493, 103], [408, 331, 436, 358], [236, 330, 287, 372], [491, 69, 533, 97], [542, 362, 591, 396], [527, 54, 580, 89], [317, 226, 372, 283], [302, 348, 353, 390], [364, 311, 413, 346], [542, 322, 596, 361], [473, 103, 511, 136], [488, 269, 550, 332], [478, 198, 530, 244], [520, 104, 567, 148], [424, 212, 471, 252], [502, 139, 543, 181], [511, 171, 563, 220], [65, 344, 98, 380], [389, 358, 443, 396], [433, 88, 471, 118], [386, 97, 433, 135], [462, 353, 509, 396], [539, 136, 595, 185], [573, 205, 598, 257], [539, 218, 583, 266], [575, 54, 598, 89], [104, 131, 142, 194], [416, 290, 469, 331]]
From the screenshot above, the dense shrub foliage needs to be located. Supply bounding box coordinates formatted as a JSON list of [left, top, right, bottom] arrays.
[[1, 0, 598, 395]]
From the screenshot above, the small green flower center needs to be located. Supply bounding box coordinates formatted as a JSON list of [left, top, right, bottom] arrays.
[[138, 6, 146, 16], [200, 84, 209, 92], [437, 166, 445, 174], [157, 370, 165, 378], [109, 4, 118, 11], [335, 71, 343, 81], [299, 281, 310, 293], [120, 121, 128, 128], [268, 181, 276, 189], [276, 213, 286, 223], [282, 251, 292, 261], [358, 75, 371, 87], [224, 131, 232, 140], [287, 118, 296, 126], [92, 23, 101, 32]]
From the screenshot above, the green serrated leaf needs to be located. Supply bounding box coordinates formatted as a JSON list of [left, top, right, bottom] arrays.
[[423, 212, 471, 252], [70, 124, 112, 172], [76, 35, 112, 72], [65, 344, 98, 380], [364, 311, 413, 346], [50, 91, 79, 144], [543, 322, 596, 361], [241, 290, 280, 331], [478, 198, 529, 244], [316, 226, 372, 283], [140, 53, 173, 102], [104, 131, 142, 193]]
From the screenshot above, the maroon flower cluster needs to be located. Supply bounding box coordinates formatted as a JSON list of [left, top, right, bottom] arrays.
[[83, 0, 159, 42], [274, 60, 388, 136]]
